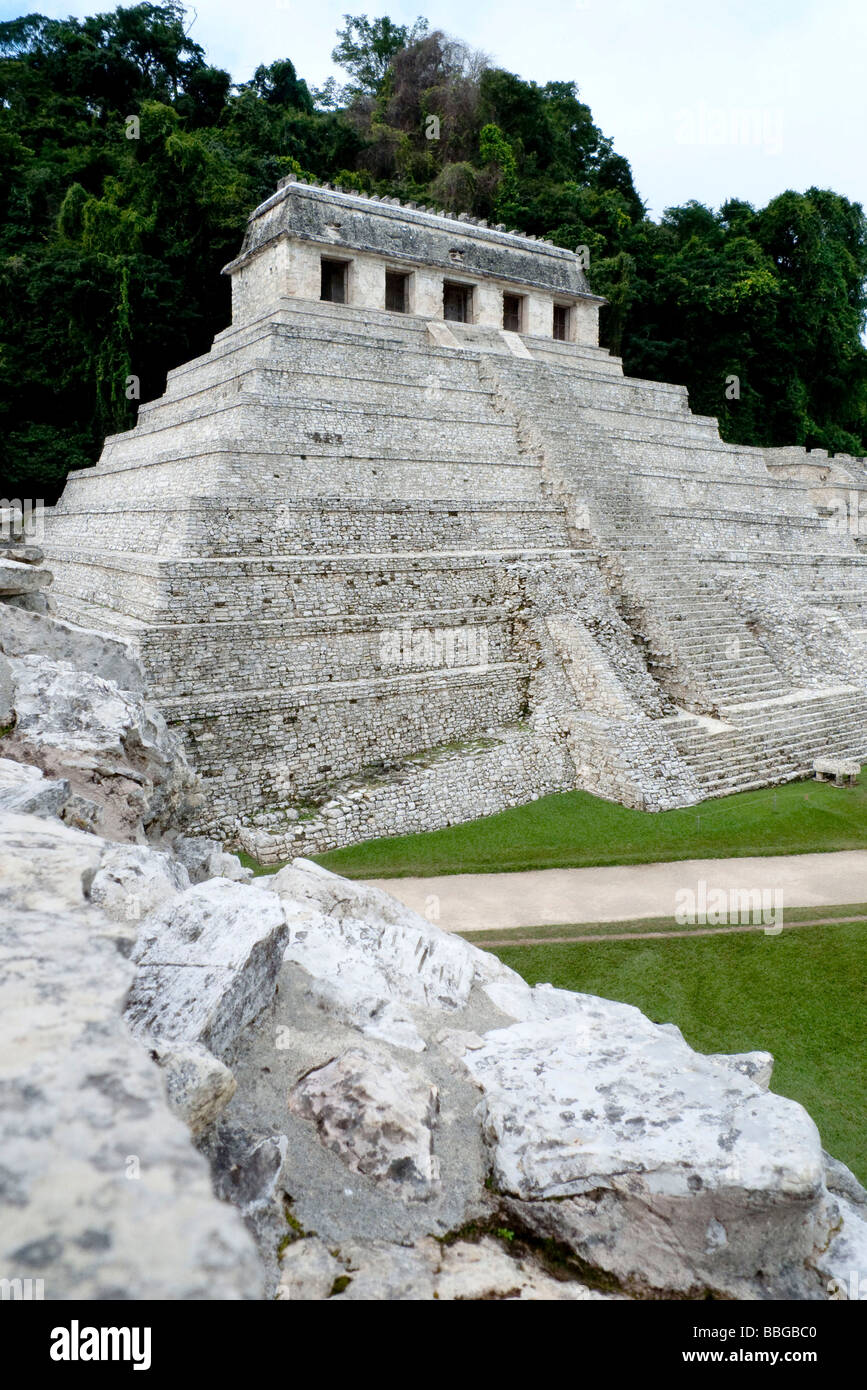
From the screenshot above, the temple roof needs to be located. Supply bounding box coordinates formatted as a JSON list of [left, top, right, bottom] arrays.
[[223, 179, 599, 301]]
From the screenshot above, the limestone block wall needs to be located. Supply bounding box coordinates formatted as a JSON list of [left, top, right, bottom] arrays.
[[348, 249, 385, 310], [236, 726, 573, 862], [507, 569, 699, 814], [157, 553, 531, 625], [232, 239, 587, 343], [170, 663, 529, 831], [563, 710, 701, 812], [251, 500, 571, 556], [45, 554, 168, 629], [117, 401, 523, 469], [56, 451, 224, 502], [761, 448, 867, 545], [52, 451, 550, 514], [230, 237, 293, 321], [411, 266, 443, 318], [485, 349, 867, 725], [44, 503, 191, 557], [715, 557, 867, 693], [571, 298, 600, 346], [484, 354, 864, 570], [139, 612, 510, 699], [46, 499, 570, 560]]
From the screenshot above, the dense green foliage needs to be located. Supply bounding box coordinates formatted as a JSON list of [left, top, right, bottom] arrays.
[[491, 923, 867, 1182], [619, 194, 867, 454], [313, 769, 867, 878], [1, 3, 866, 501]]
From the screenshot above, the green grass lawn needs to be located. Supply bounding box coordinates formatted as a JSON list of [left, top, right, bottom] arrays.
[[311, 769, 867, 879], [487, 922, 867, 1184]]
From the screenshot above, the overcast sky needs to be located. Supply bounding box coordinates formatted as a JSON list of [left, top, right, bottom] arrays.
[[2, 0, 864, 219]]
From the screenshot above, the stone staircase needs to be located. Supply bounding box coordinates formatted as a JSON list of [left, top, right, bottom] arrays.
[[483, 351, 867, 797], [662, 685, 867, 798], [607, 552, 791, 712]]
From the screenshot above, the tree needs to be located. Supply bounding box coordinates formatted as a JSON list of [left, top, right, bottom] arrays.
[[479, 123, 520, 224], [618, 191, 867, 453], [240, 59, 313, 112], [331, 13, 428, 98]]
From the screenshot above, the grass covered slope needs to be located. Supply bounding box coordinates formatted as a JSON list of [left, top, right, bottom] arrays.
[[315, 771, 867, 879], [488, 922, 867, 1184]]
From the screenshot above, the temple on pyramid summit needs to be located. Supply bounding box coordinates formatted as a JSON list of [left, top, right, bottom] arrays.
[[42, 178, 867, 860]]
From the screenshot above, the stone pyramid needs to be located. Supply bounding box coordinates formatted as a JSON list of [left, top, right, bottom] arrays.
[[43, 180, 867, 858]]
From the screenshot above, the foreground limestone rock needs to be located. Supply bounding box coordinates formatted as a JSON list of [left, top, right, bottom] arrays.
[[201, 1125, 291, 1253], [465, 1011, 831, 1298], [250, 858, 867, 1300], [3, 800, 866, 1301], [0, 811, 188, 926], [0, 755, 69, 818], [87, 843, 191, 930], [705, 1048, 775, 1089], [0, 813, 262, 1299], [276, 1237, 345, 1301], [0, 554, 51, 597], [276, 1233, 609, 1301], [0, 603, 144, 690], [0, 810, 120, 913], [262, 857, 477, 1051], [2, 653, 198, 840], [433, 1235, 609, 1301], [0, 811, 238, 1135], [153, 1043, 238, 1137], [0, 541, 43, 566], [126, 879, 289, 1058], [0, 651, 13, 724], [288, 1047, 440, 1197], [171, 833, 253, 884]]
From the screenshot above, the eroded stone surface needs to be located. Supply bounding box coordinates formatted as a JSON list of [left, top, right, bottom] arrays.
[[706, 1049, 774, 1090], [152, 1043, 237, 1136], [820, 1196, 867, 1299], [279, 1233, 612, 1301], [88, 843, 191, 925], [0, 651, 13, 724], [2, 653, 198, 841], [4, 791, 866, 1303], [464, 1007, 832, 1297], [328, 1238, 438, 1301], [0, 604, 144, 690], [126, 879, 289, 1059], [263, 858, 479, 1050], [434, 1235, 609, 1301], [0, 756, 69, 818], [0, 812, 188, 933], [200, 1123, 291, 1253], [0, 555, 51, 595], [288, 1046, 440, 1197], [0, 857, 262, 1299], [276, 1238, 343, 1301], [172, 834, 252, 884], [0, 810, 107, 912]]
